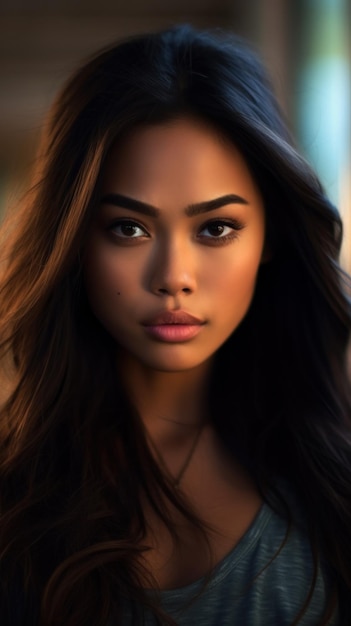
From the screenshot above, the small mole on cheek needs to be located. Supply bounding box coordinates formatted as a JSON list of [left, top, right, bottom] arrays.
[[117, 292, 121, 296]]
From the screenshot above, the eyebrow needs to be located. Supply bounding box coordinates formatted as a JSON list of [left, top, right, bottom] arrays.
[[100, 192, 249, 217]]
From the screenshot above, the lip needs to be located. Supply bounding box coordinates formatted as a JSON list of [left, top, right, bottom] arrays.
[[142, 310, 204, 326], [142, 310, 205, 343]]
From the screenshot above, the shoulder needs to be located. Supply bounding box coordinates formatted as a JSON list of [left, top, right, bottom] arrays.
[[161, 483, 339, 625]]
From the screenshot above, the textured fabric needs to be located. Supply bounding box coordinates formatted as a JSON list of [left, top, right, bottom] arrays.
[[121, 498, 339, 625]]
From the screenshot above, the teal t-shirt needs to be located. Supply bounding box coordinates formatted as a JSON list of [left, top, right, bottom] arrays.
[[121, 496, 339, 625]]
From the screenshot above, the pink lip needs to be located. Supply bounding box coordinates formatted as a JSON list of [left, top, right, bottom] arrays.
[[142, 310, 205, 343], [142, 310, 204, 326]]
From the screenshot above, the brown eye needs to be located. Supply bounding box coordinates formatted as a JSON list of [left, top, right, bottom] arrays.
[[198, 219, 244, 242], [109, 220, 148, 238], [205, 223, 227, 237]]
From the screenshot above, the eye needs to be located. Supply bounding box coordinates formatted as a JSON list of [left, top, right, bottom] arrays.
[[198, 219, 244, 243], [109, 220, 149, 239]]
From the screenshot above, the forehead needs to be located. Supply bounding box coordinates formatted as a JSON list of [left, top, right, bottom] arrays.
[[100, 117, 263, 210]]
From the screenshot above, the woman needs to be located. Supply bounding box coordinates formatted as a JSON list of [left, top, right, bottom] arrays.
[[0, 24, 350, 626]]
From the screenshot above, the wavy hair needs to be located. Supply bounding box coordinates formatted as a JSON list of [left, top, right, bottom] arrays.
[[0, 24, 350, 625]]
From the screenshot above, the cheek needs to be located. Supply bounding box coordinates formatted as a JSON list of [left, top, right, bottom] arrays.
[[204, 249, 262, 300], [83, 246, 128, 316]]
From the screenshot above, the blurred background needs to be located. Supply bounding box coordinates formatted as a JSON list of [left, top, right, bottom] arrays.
[[0, 0, 350, 270]]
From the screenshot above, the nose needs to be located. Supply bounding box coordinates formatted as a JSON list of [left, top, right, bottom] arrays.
[[148, 239, 197, 297]]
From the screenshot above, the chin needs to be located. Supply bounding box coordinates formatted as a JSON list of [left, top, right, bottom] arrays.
[[124, 349, 211, 373], [143, 359, 206, 373]]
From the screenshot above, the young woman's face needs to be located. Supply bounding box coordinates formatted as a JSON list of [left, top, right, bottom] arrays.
[[84, 117, 266, 372]]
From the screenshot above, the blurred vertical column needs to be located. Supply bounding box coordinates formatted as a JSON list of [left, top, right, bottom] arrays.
[[235, 0, 292, 116], [294, 0, 351, 271]]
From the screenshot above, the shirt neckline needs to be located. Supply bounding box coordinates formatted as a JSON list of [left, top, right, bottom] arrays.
[[151, 500, 273, 604]]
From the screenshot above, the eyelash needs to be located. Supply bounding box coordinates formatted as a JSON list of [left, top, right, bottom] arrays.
[[198, 220, 244, 244], [108, 220, 148, 240], [107, 218, 245, 245]]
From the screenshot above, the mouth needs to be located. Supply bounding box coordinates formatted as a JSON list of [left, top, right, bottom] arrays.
[[142, 310, 205, 343], [142, 310, 204, 326]]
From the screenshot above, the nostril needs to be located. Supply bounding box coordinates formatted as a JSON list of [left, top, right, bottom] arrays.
[[182, 288, 192, 294]]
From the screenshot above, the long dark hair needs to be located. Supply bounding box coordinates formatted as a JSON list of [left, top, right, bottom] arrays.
[[0, 24, 350, 625]]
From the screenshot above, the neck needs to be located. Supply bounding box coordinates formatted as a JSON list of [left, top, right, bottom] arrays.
[[119, 353, 212, 441], [118, 353, 212, 486]]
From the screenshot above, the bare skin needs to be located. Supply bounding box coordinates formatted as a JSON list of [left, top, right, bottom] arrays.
[[120, 351, 262, 589], [140, 424, 262, 589], [84, 117, 266, 589]]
